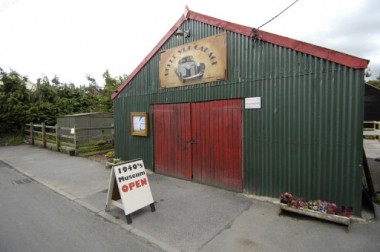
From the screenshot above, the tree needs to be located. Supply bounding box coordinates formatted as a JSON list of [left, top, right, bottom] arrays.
[[367, 75, 380, 89], [96, 70, 126, 112], [0, 68, 31, 135], [1, 67, 127, 137], [27, 75, 101, 124]]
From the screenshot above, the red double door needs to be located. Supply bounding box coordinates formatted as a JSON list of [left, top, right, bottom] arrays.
[[153, 99, 242, 192]]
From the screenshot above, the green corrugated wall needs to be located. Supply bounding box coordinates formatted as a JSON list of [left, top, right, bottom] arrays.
[[113, 19, 364, 214]]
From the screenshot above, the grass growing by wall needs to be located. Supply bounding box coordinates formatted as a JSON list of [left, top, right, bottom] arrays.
[[0, 134, 24, 146]]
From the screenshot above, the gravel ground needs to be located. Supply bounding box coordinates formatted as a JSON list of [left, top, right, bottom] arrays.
[[83, 152, 108, 165]]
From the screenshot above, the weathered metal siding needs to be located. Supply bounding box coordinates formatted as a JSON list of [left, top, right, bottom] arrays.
[[114, 19, 364, 213], [57, 113, 114, 144], [242, 52, 364, 215]]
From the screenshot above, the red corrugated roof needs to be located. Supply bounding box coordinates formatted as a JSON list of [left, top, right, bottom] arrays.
[[112, 8, 369, 100]]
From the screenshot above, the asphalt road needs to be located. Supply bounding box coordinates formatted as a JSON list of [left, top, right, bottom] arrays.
[[0, 161, 162, 252]]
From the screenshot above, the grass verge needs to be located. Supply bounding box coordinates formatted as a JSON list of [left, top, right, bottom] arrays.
[[0, 134, 24, 146]]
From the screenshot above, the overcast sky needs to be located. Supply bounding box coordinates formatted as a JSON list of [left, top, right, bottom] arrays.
[[0, 0, 379, 86]]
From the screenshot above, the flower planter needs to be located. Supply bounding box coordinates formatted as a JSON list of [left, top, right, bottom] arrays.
[[105, 161, 116, 169], [279, 203, 351, 227]]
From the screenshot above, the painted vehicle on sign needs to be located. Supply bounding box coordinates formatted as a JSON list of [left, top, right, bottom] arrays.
[[175, 56, 205, 83]]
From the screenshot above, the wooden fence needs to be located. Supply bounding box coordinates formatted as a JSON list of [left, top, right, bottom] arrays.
[[25, 122, 114, 155], [363, 121, 380, 141]]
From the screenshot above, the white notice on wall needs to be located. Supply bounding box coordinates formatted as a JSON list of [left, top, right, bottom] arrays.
[[133, 116, 146, 131], [245, 97, 261, 109]]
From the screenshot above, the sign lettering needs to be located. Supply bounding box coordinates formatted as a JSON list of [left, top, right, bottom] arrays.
[[113, 159, 154, 215]]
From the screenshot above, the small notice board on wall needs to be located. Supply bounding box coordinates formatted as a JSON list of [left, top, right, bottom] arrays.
[[105, 159, 155, 224], [245, 97, 261, 109]]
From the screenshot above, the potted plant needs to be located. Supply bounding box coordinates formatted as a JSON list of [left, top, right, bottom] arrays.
[[104, 151, 115, 162], [345, 206, 353, 217], [105, 151, 122, 169], [373, 193, 380, 219], [326, 203, 336, 214]]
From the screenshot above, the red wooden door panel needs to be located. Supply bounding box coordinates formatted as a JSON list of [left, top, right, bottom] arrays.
[[191, 100, 242, 191], [153, 104, 192, 180], [153, 100, 242, 191]]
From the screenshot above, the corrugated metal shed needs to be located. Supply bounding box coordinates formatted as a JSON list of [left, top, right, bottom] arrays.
[[112, 8, 368, 215], [365, 84, 380, 121], [57, 112, 113, 145]]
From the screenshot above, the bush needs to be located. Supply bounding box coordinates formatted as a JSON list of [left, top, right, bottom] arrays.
[[104, 151, 115, 159], [0, 134, 24, 146], [373, 193, 380, 205]]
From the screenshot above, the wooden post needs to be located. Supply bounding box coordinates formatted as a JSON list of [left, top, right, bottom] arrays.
[[111, 123, 114, 146], [363, 148, 376, 197], [55, 124, 60, 152], [30, 122, 34, 145], [42, 122, 46, 148], [74, 124, 78, 156]]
